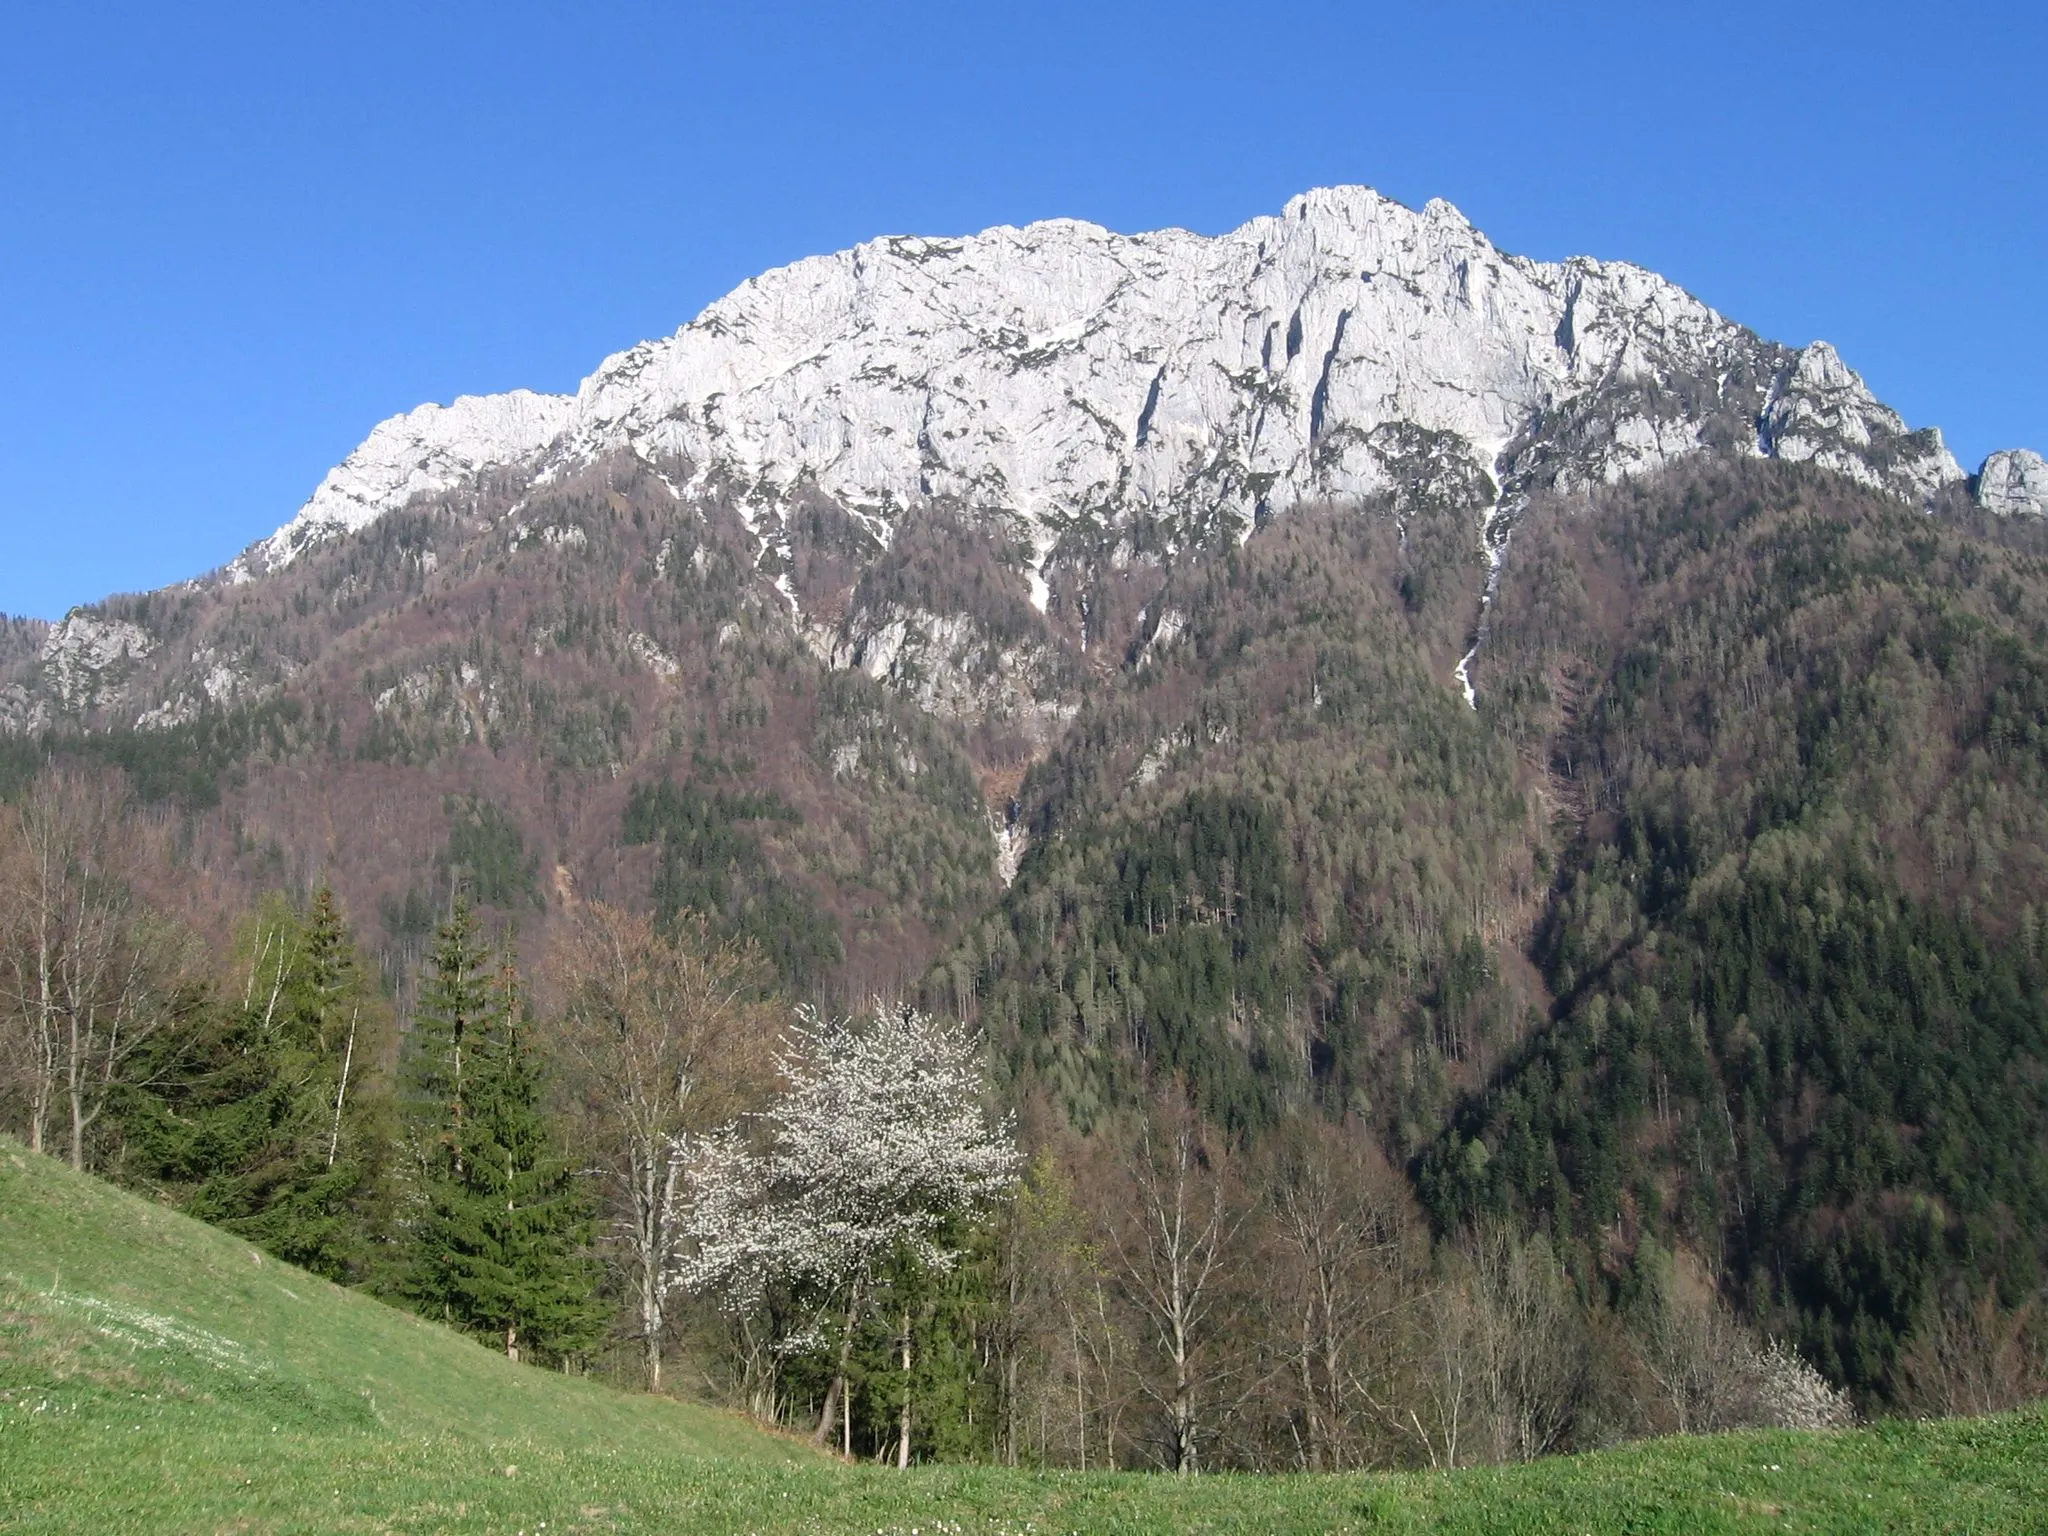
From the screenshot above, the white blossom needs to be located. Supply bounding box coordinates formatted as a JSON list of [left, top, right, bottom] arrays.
[[671, 1005, 1019, 1312], [1750, 1339, 1855, 1432]]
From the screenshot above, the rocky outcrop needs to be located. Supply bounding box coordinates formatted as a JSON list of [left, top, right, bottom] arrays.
[[1760, 342, 1960, 503], [3, 188, 1977, 737], [238, 187, 1966, 590], [38, 614, 154, 712], [1975, 449, 2048, 517], [831, 604, 1077, 750]]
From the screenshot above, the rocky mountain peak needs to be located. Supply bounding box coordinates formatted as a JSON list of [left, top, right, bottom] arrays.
[[235, 187, 1967, 594], [9, 188, 2011, 743]]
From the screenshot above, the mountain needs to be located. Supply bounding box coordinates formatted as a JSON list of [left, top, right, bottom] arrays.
[[2, 180, 2038, 992], [13, 187, 2037, 734], [242, 186, 1961, 578], [5, 188, 2048, 1402]]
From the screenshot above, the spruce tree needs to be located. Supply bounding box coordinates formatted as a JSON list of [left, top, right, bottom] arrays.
[[406, 904, 605, 1361], [123, 886, 389, 1282], [404, 894, 495, 1174]]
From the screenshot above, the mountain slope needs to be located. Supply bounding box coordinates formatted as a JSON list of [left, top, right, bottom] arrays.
[[5, 193, 2048, 1409], [0, 189, 2015, 987], [1422, 460, 2048, 1395], [0, 1135, 798, 1458], [6, 1138, 2046, 1532]]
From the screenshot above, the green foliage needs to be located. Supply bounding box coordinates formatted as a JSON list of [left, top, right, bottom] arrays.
[[1020, 789, 1305, 1135], [950, 505, 1524, 1142], [438, 795, 540, 910], [1426, 848, 2048, 1401], [401, 901, 605, 1362], [0, 701, 310, 808], [622, 778, 841, 988], [417, 1002, 607, 1363], [401, 896, 497, 1143], [774, 1222, 1001, 1466], [1425, 460, 2048, 1404], [112, 887, 392, 1284]]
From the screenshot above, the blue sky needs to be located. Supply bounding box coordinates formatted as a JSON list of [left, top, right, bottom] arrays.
[[2, 0, 2041, 619]]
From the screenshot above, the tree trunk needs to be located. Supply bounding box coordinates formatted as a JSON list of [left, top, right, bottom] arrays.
[[327, 1009, 357, 1169], [640, 1241, 664, 1394], [896, 1311, 913, 1469], [813, 1282, 863, 1449], [1299, 1318, 1323, 1471], [26, 919, 54, 1156]]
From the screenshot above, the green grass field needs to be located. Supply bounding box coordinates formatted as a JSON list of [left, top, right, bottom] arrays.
[[3, 1141, 2044, 1534]]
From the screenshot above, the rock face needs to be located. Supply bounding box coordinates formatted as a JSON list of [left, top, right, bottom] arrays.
[[38, 615, 153, 710], [244, 186, 1960, 586], [250, 390, 577, 571], [7, 187, 1973, 731], [1759, 342, 1959, 503], [1976, 449, 2048, 517]]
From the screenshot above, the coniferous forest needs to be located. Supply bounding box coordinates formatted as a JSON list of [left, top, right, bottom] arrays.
[[5, 458, 2048, 1472]]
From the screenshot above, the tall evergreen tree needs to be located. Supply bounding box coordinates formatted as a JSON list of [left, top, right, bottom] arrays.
[[405, 901, 605, 1362], [120, 885, 390, 1282], [403, 894, 495, 1176]]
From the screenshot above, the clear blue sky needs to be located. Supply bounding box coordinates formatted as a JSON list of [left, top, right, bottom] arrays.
[[2, 0, 2041, 619]]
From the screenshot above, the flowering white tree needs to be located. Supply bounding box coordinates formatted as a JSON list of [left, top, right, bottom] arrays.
[[672, 1004, 1019, 1456]]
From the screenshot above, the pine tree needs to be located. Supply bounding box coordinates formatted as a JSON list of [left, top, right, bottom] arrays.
[[406, 907, 605, 1362]]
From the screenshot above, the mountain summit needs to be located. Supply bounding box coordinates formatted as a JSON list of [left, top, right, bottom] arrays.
[[8, 187, 2039, 750], [246, 186, 1982, 591]]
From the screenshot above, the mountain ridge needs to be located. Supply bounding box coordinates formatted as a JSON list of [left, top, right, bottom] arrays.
[[234, 185, 2002, 586], [18, 184, 2038, 742], [6, 192, 2048, 1414]]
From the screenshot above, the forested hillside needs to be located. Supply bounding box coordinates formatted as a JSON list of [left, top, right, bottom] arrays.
[[1431, 462, 2048, 1399], [7, 456, 2048, 1467]]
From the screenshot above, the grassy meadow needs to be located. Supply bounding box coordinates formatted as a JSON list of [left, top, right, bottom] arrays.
[[2, 1139, 2043, 1534]]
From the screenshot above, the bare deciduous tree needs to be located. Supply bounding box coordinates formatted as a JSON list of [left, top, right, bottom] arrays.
[[0, 768, 195, 1169], [1264, 1118, 1411, 1470], [1106, 1098, 1244, 1475], [1462, 1223, 1585, 1464], [1897, 1289, 2044, 1422], [551, 903, 772, 1393], [1637, 1248, 1771, 1435]]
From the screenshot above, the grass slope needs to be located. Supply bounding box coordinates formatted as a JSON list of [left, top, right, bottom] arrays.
[[2, 1142, 2044, 1534]]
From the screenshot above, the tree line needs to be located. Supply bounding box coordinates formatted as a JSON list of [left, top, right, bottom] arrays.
[[2, 760, 2041, 1471]]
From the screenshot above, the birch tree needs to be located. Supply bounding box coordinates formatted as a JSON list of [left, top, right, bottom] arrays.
[[1264, 1119, 1408, 1470], [0, 767, 193, 1169], [674, 1005, 1018, 1458], [552, 903, 772, 1392], [1105, 1098, 1244, 1475]]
